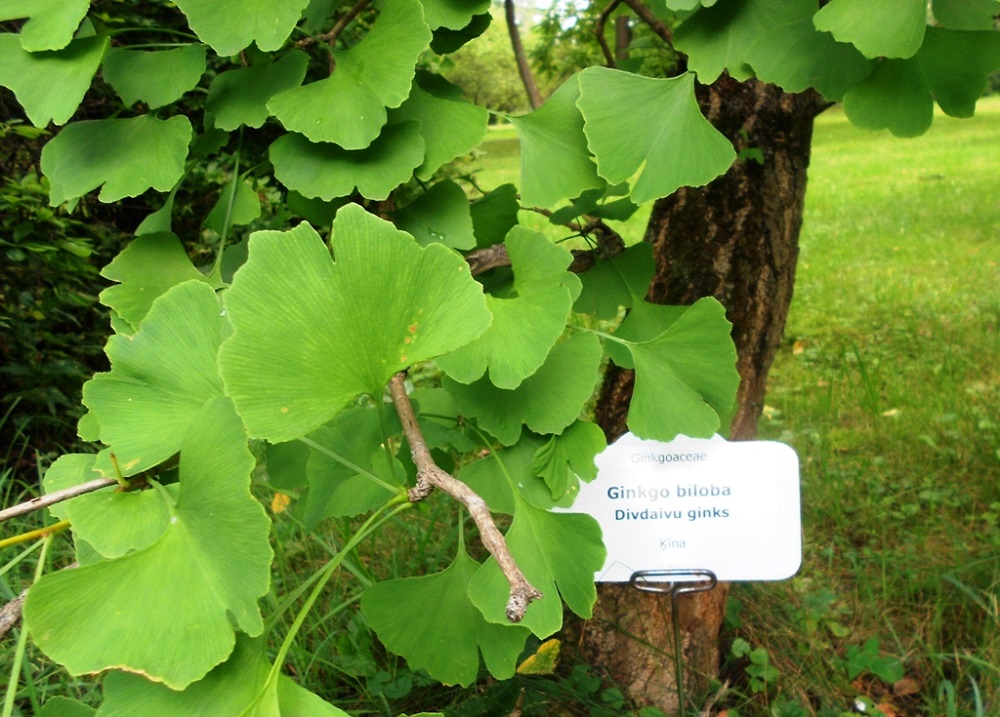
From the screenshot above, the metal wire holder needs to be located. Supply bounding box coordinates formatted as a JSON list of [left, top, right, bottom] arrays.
[[629, 569, 719, 715]]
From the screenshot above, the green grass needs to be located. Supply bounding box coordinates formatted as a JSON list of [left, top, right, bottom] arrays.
[[2, 101, 997, 716]]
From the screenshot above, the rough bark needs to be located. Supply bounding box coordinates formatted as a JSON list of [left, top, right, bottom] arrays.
[[504, 0, 542, 109], [582, 76, 827, 713]]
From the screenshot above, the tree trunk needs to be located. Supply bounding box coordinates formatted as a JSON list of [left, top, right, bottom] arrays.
[[504, 0, 543, 110], [582, 76, 826, 713]]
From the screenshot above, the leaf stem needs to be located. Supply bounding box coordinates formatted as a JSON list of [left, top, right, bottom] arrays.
[[296, 437, 402, 494], [210, 126, 243, 280], [0, 520, 71, 550], [2, 535, 52, 717], [388, 372, 542, 622]]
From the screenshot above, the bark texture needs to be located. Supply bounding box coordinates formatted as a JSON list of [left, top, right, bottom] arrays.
[[583, 76, 827, 712]]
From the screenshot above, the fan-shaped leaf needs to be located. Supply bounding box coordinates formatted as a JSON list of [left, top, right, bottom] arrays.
[[206, 51, 309, 131], [813, 0, 927, 59], [577, 68, 735, 204], [0, 35, 107, 127], [672, 0, 779, 83], [420, 0, 491, 30], [532, 420, 606, 501], [24, 397, 272, 690], [395, 180, 476, 250], [41, 115, 192, 205], [0, 0, 88, 51], [218, 207, 490, 441], [102, 45, 206, 109], [437, 228, 580, 388], [269, 123, 425, 201], [267, 0, 430, 149], [361, 550, 530, 686], [173, 0, 312, 56]]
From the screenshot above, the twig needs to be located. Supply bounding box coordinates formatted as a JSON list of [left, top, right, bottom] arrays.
[[595, 0, 624, 67], [621, 0, 673, 45], [0, 562, 78, 641], [0, 478, 116, 524], [296, 0, 374, 59], [388, 373, 543, 622]]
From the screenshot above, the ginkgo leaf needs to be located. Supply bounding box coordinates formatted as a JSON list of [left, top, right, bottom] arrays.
[[437, 228, 580, 389], [95, 636, 348, 717], [41, 115, 192, 205], [531, 420, 607, 501], [468, 501, 605, 637], [672, 0, 775, 83], [135, 186, 179, 236], [204, 180, 262, 234], [510, 77, 604, 208], [269, 123, 425, 201], [0, 35, 108, 127], [470, 184, 519, 248], [0, 0, 89, 51], [577, 68, 735, 204], [218, 207, 490, 442], [42, 453, 175, 559], [302, 405, 405, 525], [361, 550, 530, 686], [99, 233, 213, 330], [843, 28, 1000, 137], [102, 45, 206, 109], [82, 281, 225, 476], [420, 0, 491, 30], [573, 242, 655, 319], [517, 639, 560, 675], [267, 0, 431, 149], [394, 180, 476, 250], [813, 0, 926, 59], [444, 332, 603, 446], [206, 51, 309, 131], [623, 297, 739, 441], [24, 397, 272, 690], [390, 71, 488, 180], [745, 11, 874, 101], [933, 0, 1000, 30], [172, 0, 312, 56], [430, 12, 492, 54]]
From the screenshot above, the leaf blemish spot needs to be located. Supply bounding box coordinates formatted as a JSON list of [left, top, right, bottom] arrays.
[[281, 407, 290, 414]]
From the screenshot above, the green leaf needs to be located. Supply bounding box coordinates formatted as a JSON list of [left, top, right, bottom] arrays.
[[577, 68, 735, 204], [573, 242, 655, 319], [269, 123, 425, 201], [267, 0, 431, 149], [606, 300, 689, 368], [102, 45, 207, 109], [218, 207, 490, 441], [38, 697, 95, 717], [135, 186, 180, 236], [173, 0, 312, 56], [437, 228, 581, 388], [444, 332, 603, 446], [361, 550, 530, 686], [390, 71, 488, 180], [933, 0, 1000, 30], [96, 636, 348, 717], [0, 35, 108, 127], [25, 397, 272, 690], [420, 0, 491, 30], [813, 0, 927, 59], [206, 51, 309, 130], [99, 233, 213, 330], [430, 12, 492, 54], [41, 115, 192, 205], [843, 29, 1000, 137], [302, 405, 405, 525], [844, 638, 905, 683], [745, 11, 874, 101], [623, 297, 739, 441], [42, 453, 175, 559], [470, 184, 519, 248], [82, 281, 225, 476], [510, 77, 604, 208], [672, 0, 778, 83], [264, 440, 311, 490], [395, 180, 476, 250], [468, 502, 605, 637], [205, 180, 262, 234], [0, 0, 89, 51], [532, 420, 607, 501]]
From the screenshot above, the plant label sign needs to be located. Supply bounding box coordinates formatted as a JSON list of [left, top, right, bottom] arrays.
[[572, 432, 801, 582]]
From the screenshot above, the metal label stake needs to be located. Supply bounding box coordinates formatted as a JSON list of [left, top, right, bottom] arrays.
[[630, 569, 719, 715]]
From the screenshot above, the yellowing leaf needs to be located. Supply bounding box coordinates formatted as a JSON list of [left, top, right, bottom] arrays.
[[516, 639, 561, 675], [271, 492, 291, 514]]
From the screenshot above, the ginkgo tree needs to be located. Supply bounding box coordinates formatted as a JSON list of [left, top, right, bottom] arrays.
[[0, 0, 998, 715]]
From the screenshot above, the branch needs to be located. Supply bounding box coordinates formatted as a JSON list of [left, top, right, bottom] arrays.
[[0, 562, 78, 641], [621, 0, 673, 46], [388, 373, 543, 622], [0, 478, 116, 524], [595, 0, 624, 67], [296, 0, 374, 59]]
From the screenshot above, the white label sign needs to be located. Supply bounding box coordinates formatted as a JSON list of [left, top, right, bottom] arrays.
[[569, 433, 801, 582]]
